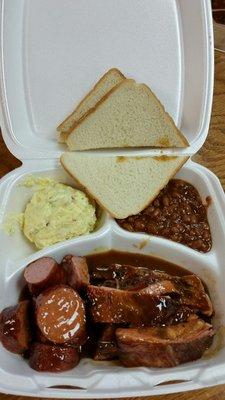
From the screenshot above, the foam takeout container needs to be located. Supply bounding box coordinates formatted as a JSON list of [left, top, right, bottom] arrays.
[[0, 0, 225, 397]]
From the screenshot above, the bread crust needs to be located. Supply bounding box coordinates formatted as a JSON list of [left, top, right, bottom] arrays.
[[120, 156, 189, 219], [57, 68, 125, 142], [141, 83, 189, 147], [66, 78, 130, 141], [66, 79, 189, 149], [60, 155, 189, 219]]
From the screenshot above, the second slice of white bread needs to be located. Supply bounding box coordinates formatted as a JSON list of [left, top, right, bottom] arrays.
[[57, 68, 125, 142], [66, 79, 189, 150], [61, 153, 189, 219]]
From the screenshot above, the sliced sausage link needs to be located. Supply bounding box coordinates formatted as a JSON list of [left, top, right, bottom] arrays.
[[0, 301, 31, 354], [61, 255, 90, 290], [29, 342, 80, 372], [36, 285, 86, 345], [24, 257, 66, 295]]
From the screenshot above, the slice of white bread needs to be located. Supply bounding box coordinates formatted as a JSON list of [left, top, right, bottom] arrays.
[[57, 68, 125, 142], [66, 79, 188, 150], [61, 153, 189, 219]]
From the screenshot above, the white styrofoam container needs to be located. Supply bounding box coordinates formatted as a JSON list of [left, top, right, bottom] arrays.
[[0, 0, 224, 398]]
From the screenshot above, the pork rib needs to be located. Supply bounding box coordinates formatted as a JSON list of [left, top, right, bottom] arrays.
[[87, 284, 176, 325], [116, 316, 214, 368]]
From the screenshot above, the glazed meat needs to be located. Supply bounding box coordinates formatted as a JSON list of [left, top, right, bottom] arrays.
[[0, 301, 31, 354], [116, 316, 214, 368], [29, 342, 80, 372], [0, 250, 215, 372], [87, 284, 176, 325], [24, 257, 66, 295], [138, 275, 213, 316], [61, 255, 90, 290], [87, 270, 213, 326], [94, 324, 118, 361], [177, 275, 213, 316], [91, 263, 213, 318], [35, 327, 50, 344], [36, 285, 86, 345], [92, 263, 169, 289]]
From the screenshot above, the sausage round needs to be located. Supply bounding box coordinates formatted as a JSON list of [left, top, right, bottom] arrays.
[[0, 300, 31, 354], [29, 342, 80, 372], [24, 257, 66, 295], [61, 255, 90, 290], [35, 327, 50, 344], [36, 285, 86, 345]]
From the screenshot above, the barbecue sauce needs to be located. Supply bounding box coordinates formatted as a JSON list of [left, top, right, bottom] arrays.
[[87, 250, 192, 279], [16, 250, 213, 367]]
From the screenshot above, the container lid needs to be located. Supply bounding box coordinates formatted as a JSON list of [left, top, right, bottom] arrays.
[[0, 0, 214, 160]]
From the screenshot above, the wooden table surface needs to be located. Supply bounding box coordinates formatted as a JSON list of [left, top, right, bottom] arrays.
[[0, 50, 224, 400]]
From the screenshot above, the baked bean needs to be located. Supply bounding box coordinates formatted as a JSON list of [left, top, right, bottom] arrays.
[[161, 228, 170, 236], [154, 199, 160, 207], [152, 209, 161, 218], [143, 206, 154, 215], [189, 229, 197, 238], [182, 214, 191, 224], [116, 179, 212, 253], [176, 223, 185, 232], [184, 204, 191, 213], [195, 226, 205, 236], [134, 220, 145, 231], [171, 213, 179, 221], [174, 180, 186, 188], [201, 243, 207, 251], [203, 230, 210, 240], [127, 216, 135, 223], [171, 191, 180, 199], [170, 235, 182, 242], [162, 196, 170, 207], [190, 215, 198, 224], [183, 215, 191, 223], [121, 222, 134, 232], [160, 215, 167, 223], [191, 239, 204, 250], [163, 208, 172, 217], [171, 226, 179, 235], [146, 224, 158, 235]]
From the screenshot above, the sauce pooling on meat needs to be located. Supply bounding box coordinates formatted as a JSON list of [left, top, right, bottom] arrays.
[[36, 286, 86, 345], [1, 251, 215, 372], [87, 250, 192, 278]]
